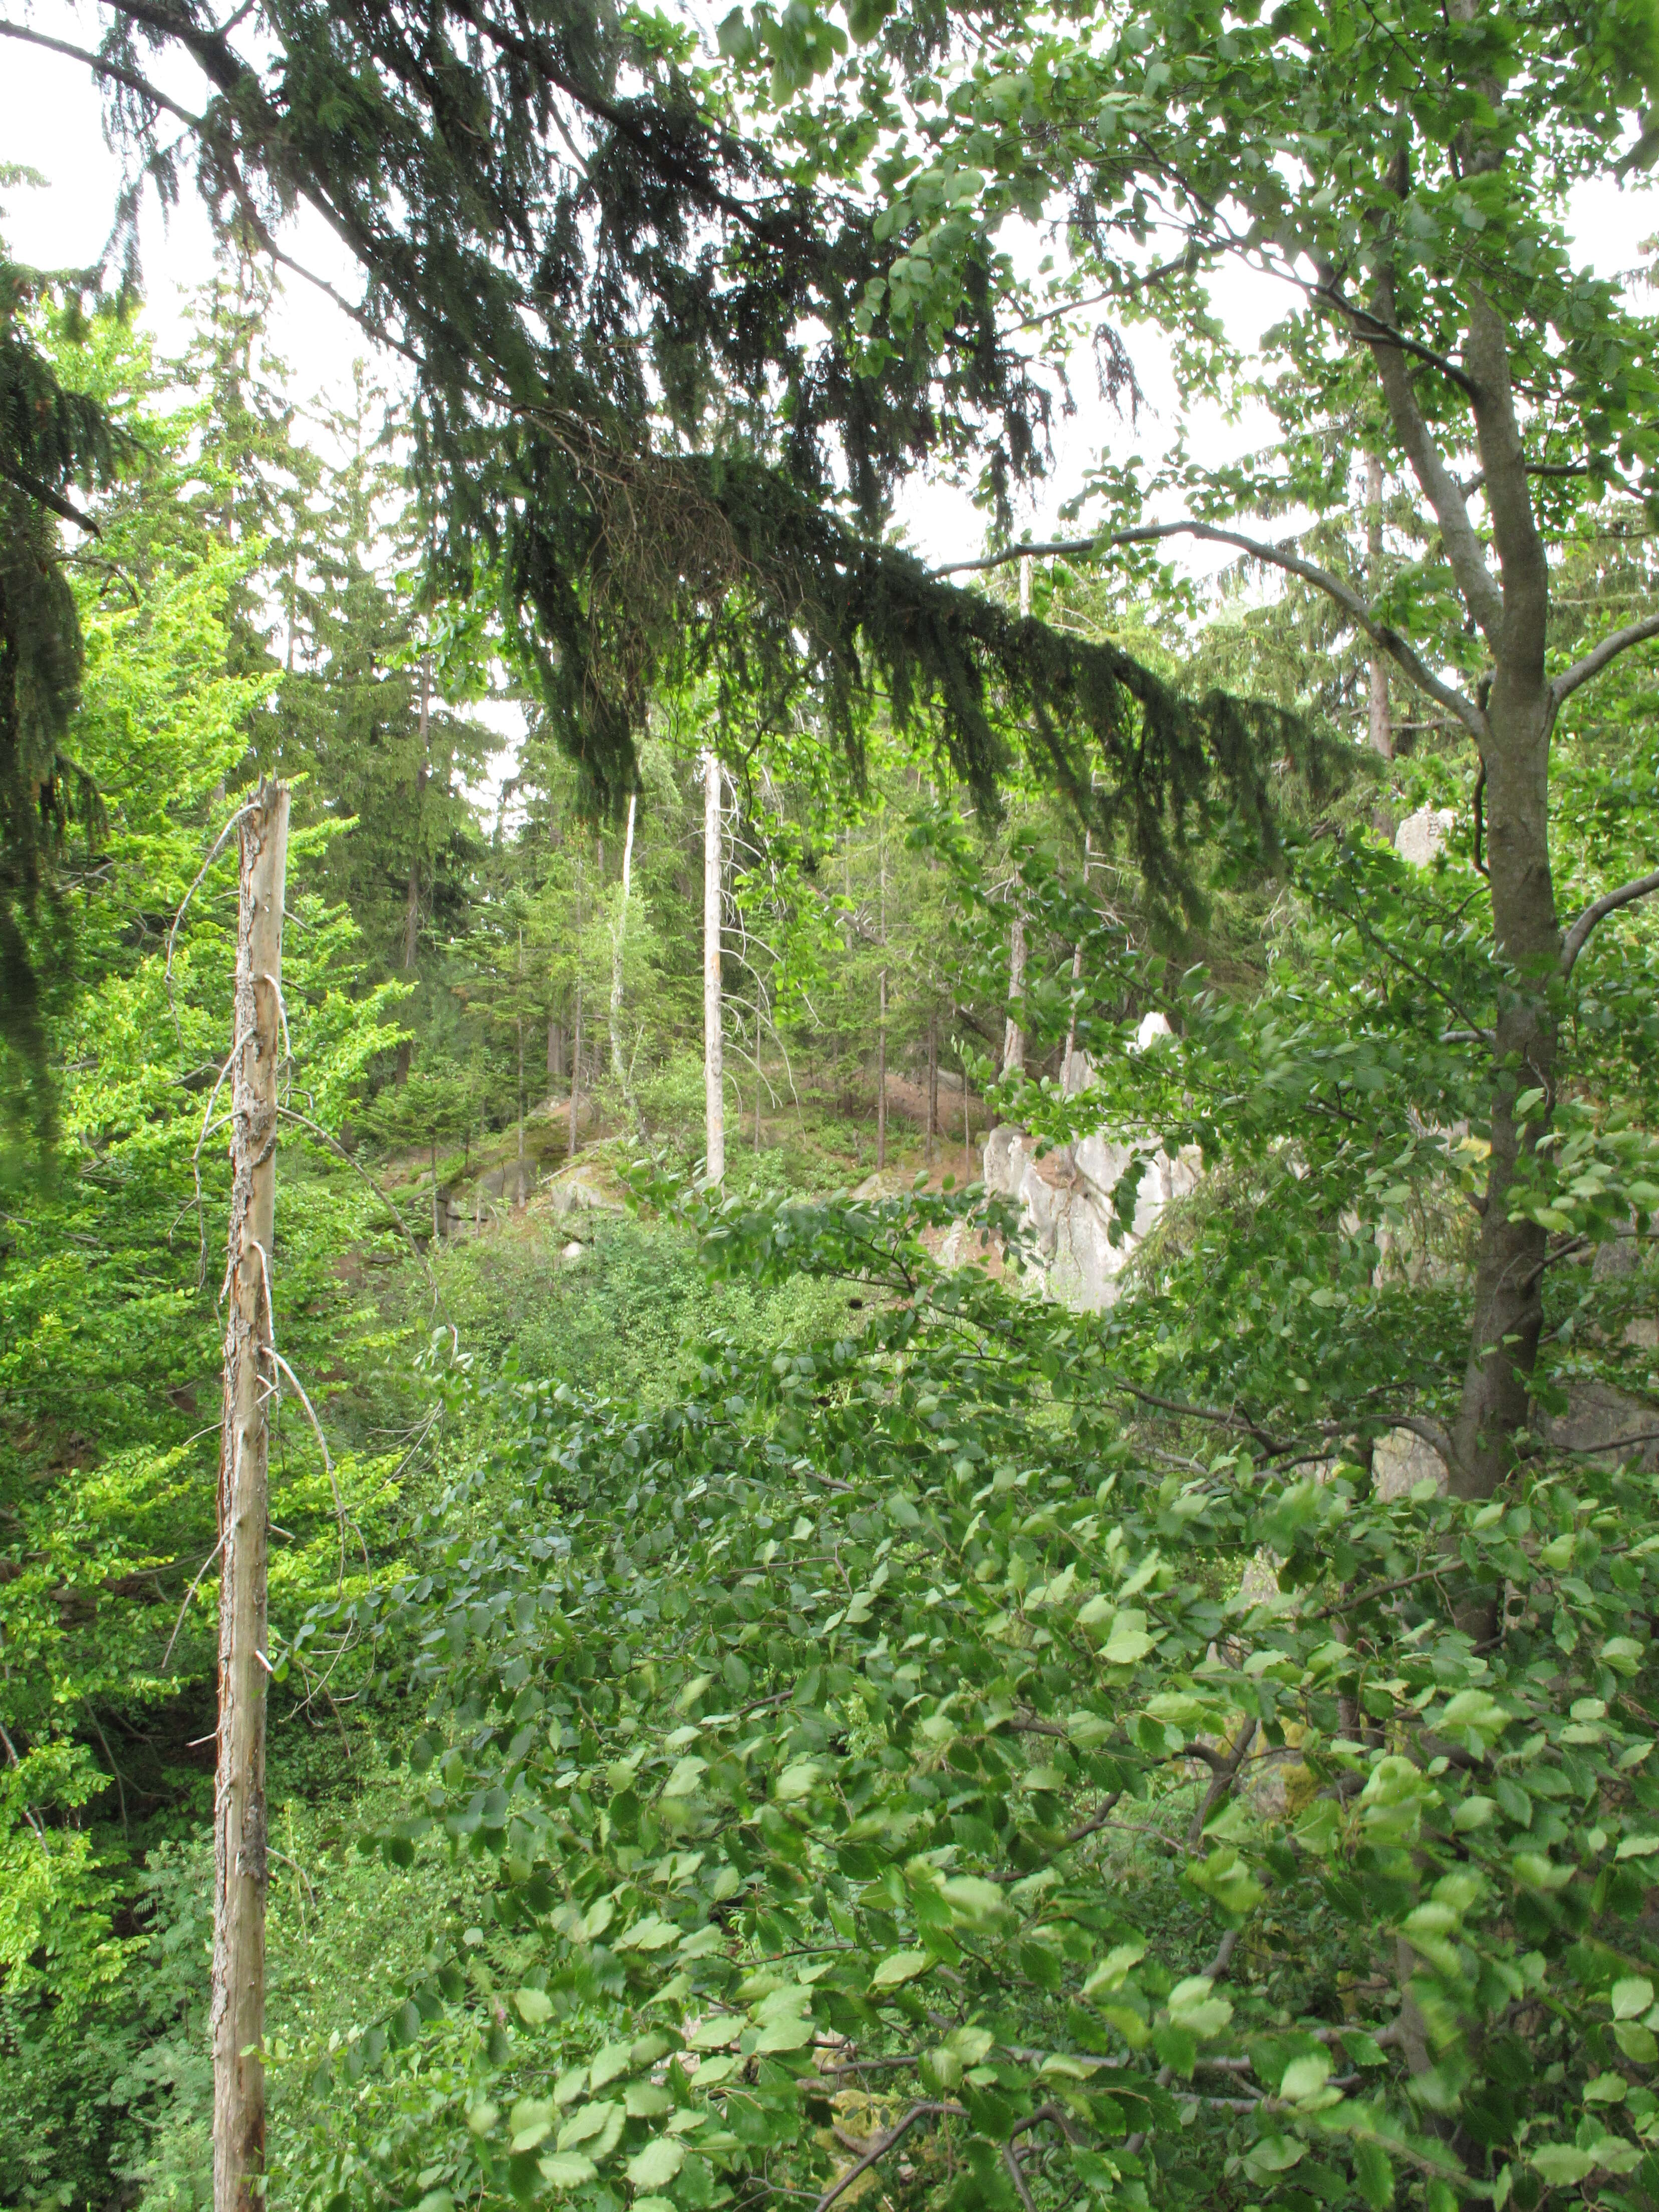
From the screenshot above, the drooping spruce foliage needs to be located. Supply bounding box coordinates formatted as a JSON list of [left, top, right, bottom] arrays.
[[54, 0, 1325, 899], [0, 229, 130, 1167], [5, 6, 1659, 2211]]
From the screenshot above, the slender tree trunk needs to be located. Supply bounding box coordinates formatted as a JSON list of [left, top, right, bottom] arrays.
[[1367, 273, 1559, 1508], [212, 777, 289, 2212], [876, 969, 888, 1170], [570, 985, 583, 1158], [609, 789, 637, 1091], [875, 818, 888, 1169], [1447, 677, 1558, 1502], [1002, 907, 1026, 1078], [547, 1017, 565, 1083], [570, 854, 584, 1160], [394, 655, 432, 1085], [963, 1065, 972, 1180], [431, 1136, 439, 1241], [516, 926, 526, 1202], [1364, 456, 1394, 759], [926, 1008, 938, 1169], [703, 749, 725, 1187]]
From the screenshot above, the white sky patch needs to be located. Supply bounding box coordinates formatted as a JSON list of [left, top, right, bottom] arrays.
[[5, 16, 1656, 603]]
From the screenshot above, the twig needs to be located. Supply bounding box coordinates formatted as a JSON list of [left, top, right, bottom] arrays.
[[1547, 1430, 1659, 1458], [1002, 2142, 1036, 2212], [1188, 1725, 1254, 1849], [1560, 868, 1659, 979], [1116, 1381, 1287, 1454], [276, 1108, 446, 1317], [814, 2104, 962, 2212], [269, 1348, 355, 1584], [79, 1698, 129, 1839], [1305, 1564, 1455, 1621], [160, 1532, 226, 1671], [164, 805, 253, 1034], [0, 1720, 48, 1846]]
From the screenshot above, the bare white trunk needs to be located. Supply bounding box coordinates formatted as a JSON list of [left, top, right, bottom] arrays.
[[702, 750, 725, 1187], [1002, 908, 1026, 1077], [876, 820, 888, 1168], [212, 777, 289, 2212], [609, 789, 637, 1090], [926, 1008, 938, 1168], [1365, 453, 1395, 759], [570, 855, 584, 1160], [876, 969, 888, 1170]]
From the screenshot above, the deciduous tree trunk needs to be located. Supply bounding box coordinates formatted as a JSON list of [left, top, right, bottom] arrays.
[[1367, 279, 1560, 1507], [211, 776, 289, 2212], [703, 749, 724, 1187]]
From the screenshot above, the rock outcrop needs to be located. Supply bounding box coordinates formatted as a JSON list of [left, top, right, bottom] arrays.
[[1395, 806, 1458, 867], [978, 1123, 1203, 1310]]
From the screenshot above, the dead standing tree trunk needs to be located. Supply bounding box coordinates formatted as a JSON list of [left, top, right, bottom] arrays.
[[1364, 454, 1394, 760], [211, 776, 290, 2212], [394, 655, 431, 1085], [703, 748, 725, 1187], [609, 787, 637, 1092]]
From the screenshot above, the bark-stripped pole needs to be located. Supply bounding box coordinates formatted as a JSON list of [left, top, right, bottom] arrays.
[[1364, 455, 1394, 759], [702, 749, 725, 1186], [925, 1008, 938, 1168], [876, 969, 888, 1169], [570, 852, 584, 1160], [1002, 906, 1026, 1078], [516, 925, 526, 1203], [609, 789, 637, 1089], [395, 654, 431, 1085], [211, 776, 290, 2212], [876, 815, 888, 1170]]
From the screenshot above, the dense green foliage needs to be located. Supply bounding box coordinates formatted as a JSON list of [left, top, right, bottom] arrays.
[[4, 1, 1659, 2207]]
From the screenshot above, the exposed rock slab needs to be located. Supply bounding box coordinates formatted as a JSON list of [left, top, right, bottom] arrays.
[[981, 1123, 1202, 1309]]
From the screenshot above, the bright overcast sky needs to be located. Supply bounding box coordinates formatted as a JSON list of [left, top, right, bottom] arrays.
[[5, 16, 1656, 585]]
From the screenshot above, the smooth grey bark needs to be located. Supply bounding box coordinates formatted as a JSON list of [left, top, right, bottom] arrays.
[[515, 926, 526, 1200], [876, 969, 888, 1169], [569, 854, 584, 1161], [211, 777, 289, 2212], [394, 655, 431, 1086], [703, 749, 725, 1186], [1002, 908, 1026, 1077], [1366, 274, 1560, 1507], [1364, 454, 1394, 759], [876, 817, 888, 1169], [609, 788, 637, 1092], [926, 1008, 938, 1168]]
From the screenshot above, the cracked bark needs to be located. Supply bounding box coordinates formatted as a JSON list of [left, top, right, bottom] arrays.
[[211, 778, 289, 2212]]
